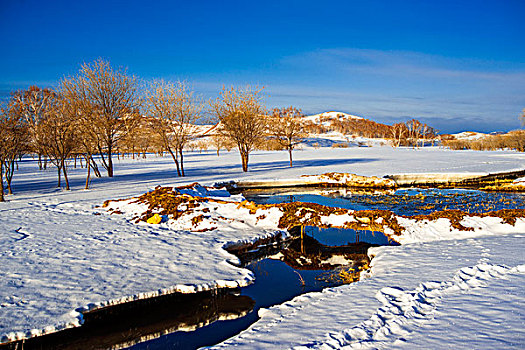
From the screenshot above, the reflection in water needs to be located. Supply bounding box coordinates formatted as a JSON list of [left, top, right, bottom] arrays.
[[3, 289, 254, 350], [246, 187, 525, 215], [127, 232, 373, 349], [133, 234, 371, 349], [296, 225, 399, 247]]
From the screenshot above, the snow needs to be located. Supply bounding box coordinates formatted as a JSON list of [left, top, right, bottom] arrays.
[[1, 146, 525, 346], [214, 234, 525, 349], [303, 111, 364, 125], [452, 131, 488, 140], [514, 176, 525, 184]]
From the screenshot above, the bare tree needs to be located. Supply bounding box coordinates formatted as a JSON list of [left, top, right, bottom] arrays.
[[269, 106, 306, 167], [62, 59, 141, 177], [520, 108, 525, 126], [390, 122, 408, 147], [145, 80, 203, 176], [40, 93, 78, 190], [405, 119, 423, 148], [211, 86, 267, 172], [0, 100, 29, 200], [11, 86, 54, 170], [422, 125, 439, 146]]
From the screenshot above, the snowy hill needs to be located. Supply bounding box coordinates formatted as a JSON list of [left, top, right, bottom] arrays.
[[302, 111, 363, 126], [451, 131, 487, 140]]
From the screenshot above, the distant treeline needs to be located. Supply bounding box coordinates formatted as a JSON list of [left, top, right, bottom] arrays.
[[442, 130, 525, 152]]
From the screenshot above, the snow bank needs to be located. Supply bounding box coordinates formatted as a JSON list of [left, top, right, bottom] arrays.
[[0, 188, 284, 343], [214, 233, 525, 349], [219, 172, 396, 190]]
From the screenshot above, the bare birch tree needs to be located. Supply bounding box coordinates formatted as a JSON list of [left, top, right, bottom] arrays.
[[405, 119, 423, 148], [145, 80, 203, 176], [62, 59, 141, 177], [269, 106, 306, 167], [390, 122, 408, 147], [211, 86, 267, 172]]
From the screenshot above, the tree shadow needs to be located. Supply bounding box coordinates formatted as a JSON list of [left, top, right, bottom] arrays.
[[7, 155, 379, 196]]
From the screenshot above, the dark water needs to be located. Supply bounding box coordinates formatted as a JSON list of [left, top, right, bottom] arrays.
[[303, 226, 398, 246], [246, 188, 525, 216], [131, 235, 371, 350]]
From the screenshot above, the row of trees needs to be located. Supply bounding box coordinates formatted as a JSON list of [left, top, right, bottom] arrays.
[[390, 119, 439, 148], [0, 59, 309, 200]]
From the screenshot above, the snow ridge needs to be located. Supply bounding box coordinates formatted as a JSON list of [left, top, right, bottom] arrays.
[[295, 263, 525, 349]]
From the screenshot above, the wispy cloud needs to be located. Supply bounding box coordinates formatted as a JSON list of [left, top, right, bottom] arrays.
[[258, 48, 525, 132]]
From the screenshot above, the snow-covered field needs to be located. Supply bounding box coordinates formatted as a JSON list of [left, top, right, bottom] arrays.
[[1, 145, 525, 347]]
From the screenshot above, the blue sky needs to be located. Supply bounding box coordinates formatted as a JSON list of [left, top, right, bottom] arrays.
[[1, 0, 524, 133]]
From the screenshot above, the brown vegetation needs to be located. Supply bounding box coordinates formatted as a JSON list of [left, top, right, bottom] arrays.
[[0, 100, 29, 200], [268, 107, 306, 167], [442, 130, 525, 152], [211, 86, 267, 172], [62, 59, 142, 177], [145, 80, 203, 176], [106, 186, 525, 244]]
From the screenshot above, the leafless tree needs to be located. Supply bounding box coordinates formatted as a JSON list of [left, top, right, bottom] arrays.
[[40, 93, 78, 190], [390, 122, 408, 147], [11, 86, 54, 170], [0, 100, 29, 201], [405, 119, 423, 148], [422, 125, 439, 146], [145, 80, 203, 176], [62, 59, 141, 177], [211, 86, 267, 172], [208, 131, 234, 156], [269, 106, 306, 167], [520, 108, 525, 126]]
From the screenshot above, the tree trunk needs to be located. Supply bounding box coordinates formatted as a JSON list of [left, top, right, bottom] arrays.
[[6, 160, 14, 194], [288, 147, 293, 167], [167, 147, 181, 176], [62, 159, 70, 190], [38, 154, 42, 170], [98, 144, 109, 174], [0, 161, 4, 202], [90, 156, 102, 178], [179, 148, 185, 177], [57, 164, 62, 188], [85, 154, 91, 190], [241, 152, 249, 172], [107, 142, 114, 177]]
